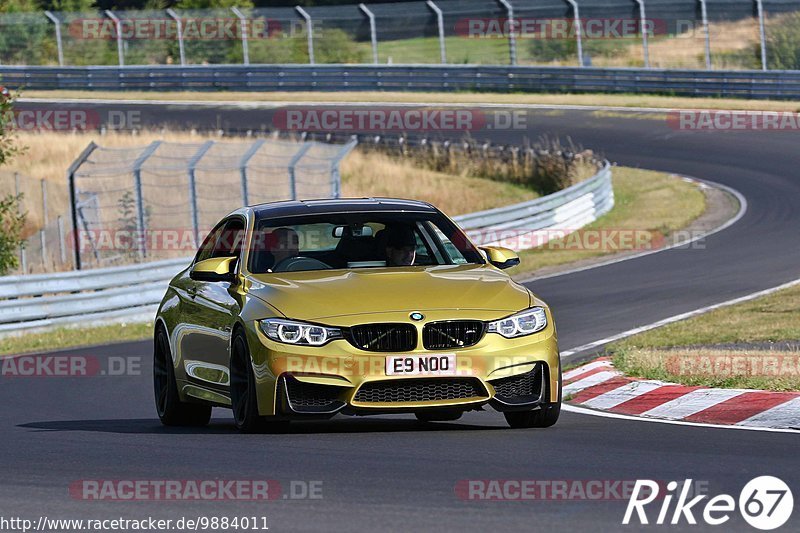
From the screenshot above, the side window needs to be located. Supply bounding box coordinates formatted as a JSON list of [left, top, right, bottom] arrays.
[[194, 222, 226, 263], [194, 218, 245, 263], [211, 219, 245, 259]]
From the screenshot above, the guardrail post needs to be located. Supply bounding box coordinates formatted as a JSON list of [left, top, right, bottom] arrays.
[[188, 141, 215, 247], [40, 179, 48, 270], [41, 179, 48, 226], [295, 6, 315, 64], [238, 138, 266, 205], [426, 1, 446, 64], [67, 142, 98, 270], [288, 142, 313, 201], [131, 141, 162, 261], [104, 10, 125, 67], [633, 0, 650, 68], [698, 0, 711, 69], [755, 0, 767, 70], [329, 138, 358, 199], [231, 7, 250, 65], [166, 9, 186, 66], [44, 11, 64, 67], [565, 0, 584, 66], [359, 4, 379, 65], [496, 0, 516, 66]]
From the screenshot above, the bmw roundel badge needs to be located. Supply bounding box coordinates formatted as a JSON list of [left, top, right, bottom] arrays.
[[410, 312, 425, 321]]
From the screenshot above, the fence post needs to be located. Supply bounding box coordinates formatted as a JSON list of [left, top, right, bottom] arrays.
[[166, 9, 186, 66], [295, 6, 315, 64], [131, 141, 163, 261], [359, 4, 379, 64], [14, 172, 26, 273], [288, 142, 313, 201], [67, 142, 98, 270], [565, 0, 584, 66], [329, 139, 358, 199], [755, 0, 767, 70], [634, 0, 650, 68], [426, 1, 446, 63], [44, 11, 64, 66], [104, 10, 125, 67], [41, 179, 48, 226], [57, 215, 66, 265], [496, 0, 516, 66], [231, 7, 250, 65], [698, 0, 711, 69], [239, 138, 266, 205], [188, 141, 215, 247]]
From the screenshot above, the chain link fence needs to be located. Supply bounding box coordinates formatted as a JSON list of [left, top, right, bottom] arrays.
[[2, 1, 800, 70], [68, 137, 356, 270]]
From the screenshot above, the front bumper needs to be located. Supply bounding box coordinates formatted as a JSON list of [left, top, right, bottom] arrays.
[[245, 312, 560, 418]]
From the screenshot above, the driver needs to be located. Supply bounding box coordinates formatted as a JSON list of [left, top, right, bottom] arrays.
[[385, 225, 417, 267], [268, 227, 299, 268]]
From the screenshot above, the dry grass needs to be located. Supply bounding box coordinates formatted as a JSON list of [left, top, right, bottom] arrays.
[[510, 168, 706, 276], [614, 347, 800, 391], [0, 130, 538, 234], [340, 149, 537, 215]]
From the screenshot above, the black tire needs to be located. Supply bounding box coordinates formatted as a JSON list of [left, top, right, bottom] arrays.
[[415, 410, 463, 423], [154, 326, 212, 427], [230, 331, 289, 434], [504, 363, 562, 429]]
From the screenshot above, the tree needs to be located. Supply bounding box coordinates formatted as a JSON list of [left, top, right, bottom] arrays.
[[0, 87, 26, 275]]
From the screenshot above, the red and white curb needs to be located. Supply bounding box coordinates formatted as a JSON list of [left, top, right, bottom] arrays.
[[563, 358, 800, 430]]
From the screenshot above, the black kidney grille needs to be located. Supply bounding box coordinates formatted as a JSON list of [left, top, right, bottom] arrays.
[[422, 320, 485, 350], [489, 364, 544, 402], [348, 323, 417, 352], [354, 378, 487, 403]]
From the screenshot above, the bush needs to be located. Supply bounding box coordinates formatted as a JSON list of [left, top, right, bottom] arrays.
[[0, 193, 26, 275], [766, 12, 800, 70]]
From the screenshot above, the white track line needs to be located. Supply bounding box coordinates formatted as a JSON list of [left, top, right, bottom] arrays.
[[563, 403, 800, 434]]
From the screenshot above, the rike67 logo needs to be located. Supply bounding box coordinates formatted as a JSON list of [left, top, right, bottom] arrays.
[[624, 477, 793, 530]]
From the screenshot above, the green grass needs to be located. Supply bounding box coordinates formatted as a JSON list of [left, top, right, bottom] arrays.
[[508, 167, 706, 277], [0, 322, 152, 356], [608, 283, 800, 391]]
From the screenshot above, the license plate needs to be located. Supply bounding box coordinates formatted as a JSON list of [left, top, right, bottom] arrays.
[[385, 354, 456, 376]]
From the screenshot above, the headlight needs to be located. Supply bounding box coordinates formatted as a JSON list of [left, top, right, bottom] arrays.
[[487, 307, 548, 338], [259, 318, 342, 346]]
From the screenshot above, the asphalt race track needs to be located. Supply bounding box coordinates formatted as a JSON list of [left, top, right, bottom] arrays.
[[3, 101, 800, 531]]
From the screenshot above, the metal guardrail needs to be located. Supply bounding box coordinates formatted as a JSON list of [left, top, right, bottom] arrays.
[[3, 65, 800, 99], [0, 164, 612, 335]]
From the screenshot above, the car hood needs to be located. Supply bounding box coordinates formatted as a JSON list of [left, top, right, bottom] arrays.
[[247, 264, 531, 320]]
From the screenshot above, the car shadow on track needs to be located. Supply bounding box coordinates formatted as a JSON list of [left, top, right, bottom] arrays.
[[18, 416, 510, 435]]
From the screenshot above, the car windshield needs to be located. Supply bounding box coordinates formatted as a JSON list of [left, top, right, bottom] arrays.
[[248, 211, 484, 273]]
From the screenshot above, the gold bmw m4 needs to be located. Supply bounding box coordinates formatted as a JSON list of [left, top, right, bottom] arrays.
[[154, 198, 561, 432]]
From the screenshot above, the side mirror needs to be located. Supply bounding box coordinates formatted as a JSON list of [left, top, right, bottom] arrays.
[[190, 256, 238, 283], [480, 246, 520, 270]]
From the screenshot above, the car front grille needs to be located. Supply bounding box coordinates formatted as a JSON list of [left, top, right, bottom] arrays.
[[422, 320, 485, 350], [347, 323, 417, 352], [285, 378, 344, 408], [489, 364, 545, 403], [353, 378, 487, 403]]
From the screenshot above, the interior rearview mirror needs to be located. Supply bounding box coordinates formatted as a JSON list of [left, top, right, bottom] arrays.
[[190, 256, 238, 283], [480, 246, 520, 270]]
